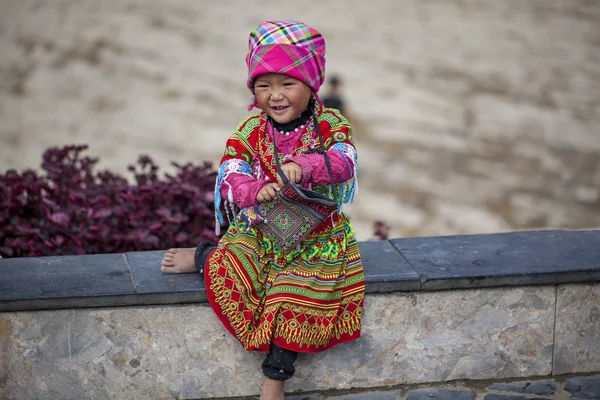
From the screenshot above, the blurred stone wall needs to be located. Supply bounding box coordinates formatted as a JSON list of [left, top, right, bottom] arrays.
[[1, 0, 599, 241]]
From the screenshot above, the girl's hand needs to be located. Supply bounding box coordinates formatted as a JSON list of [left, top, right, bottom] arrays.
[[256, 182, 281, 203], [277, 162, 302, 187]]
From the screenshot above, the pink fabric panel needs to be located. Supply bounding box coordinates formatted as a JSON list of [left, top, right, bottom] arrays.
[[220, 175, 271, 209], [288, 151, 354, 185]]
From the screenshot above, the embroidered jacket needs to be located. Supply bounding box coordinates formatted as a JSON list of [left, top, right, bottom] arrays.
[[214, 104, 358, 234]]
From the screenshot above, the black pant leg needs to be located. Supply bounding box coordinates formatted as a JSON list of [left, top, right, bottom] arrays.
[[262, 343, 299, 381], [194, 241, 217, 277]]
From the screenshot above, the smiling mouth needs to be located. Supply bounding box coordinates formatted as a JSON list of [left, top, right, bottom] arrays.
[[272, 105, 289, 111]]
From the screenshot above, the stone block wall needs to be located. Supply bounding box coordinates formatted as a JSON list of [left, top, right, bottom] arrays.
[[2, 283, 599, 399], [1, 0, 599, 240]]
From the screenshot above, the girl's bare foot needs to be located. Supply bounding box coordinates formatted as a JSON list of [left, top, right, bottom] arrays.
[[260, 378, 284, 400], [160, 248, 197, 274]]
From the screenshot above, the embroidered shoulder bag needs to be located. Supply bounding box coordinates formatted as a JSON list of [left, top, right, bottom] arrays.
[[257, 117, 338, 254]]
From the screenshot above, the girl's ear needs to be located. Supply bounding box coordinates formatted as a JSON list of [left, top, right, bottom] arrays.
[[247, 92, 259, 111]]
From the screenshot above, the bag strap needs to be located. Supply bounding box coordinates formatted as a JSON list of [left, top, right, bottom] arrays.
[[270, 113, 338, 203]]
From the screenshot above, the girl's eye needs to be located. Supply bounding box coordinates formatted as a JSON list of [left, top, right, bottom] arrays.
[[283, 82, 295, 87], [256, 84, 269, 89]]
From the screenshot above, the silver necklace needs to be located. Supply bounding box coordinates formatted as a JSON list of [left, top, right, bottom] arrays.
[[278, 124, 305, 136]]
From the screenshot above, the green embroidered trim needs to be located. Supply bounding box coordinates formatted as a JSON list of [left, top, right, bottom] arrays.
[[344, 273, 366, 288], [230, 112, 261, 156], [317, 111, 341, 127], [268, 285, 343, 300], [235, 111, 261, 140], [329, 108, 349, 123], [229, 244, 263, 295]]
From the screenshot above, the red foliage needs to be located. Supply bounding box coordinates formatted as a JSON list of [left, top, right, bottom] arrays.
[[0, 145, 221, 257]]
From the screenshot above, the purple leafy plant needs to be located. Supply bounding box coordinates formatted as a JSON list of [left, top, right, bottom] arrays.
[[0, 145, 221, 257]]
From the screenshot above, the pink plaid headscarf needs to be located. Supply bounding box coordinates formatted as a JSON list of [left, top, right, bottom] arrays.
[[246, 20, 326, 108]]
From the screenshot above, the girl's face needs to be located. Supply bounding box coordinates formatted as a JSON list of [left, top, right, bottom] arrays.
[[253, 73, 312, 124]]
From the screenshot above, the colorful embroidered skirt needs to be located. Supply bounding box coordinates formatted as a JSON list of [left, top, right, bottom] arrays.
[[205, 214, 365, 353]]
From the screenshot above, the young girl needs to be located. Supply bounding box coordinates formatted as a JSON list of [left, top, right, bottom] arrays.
[[161, 20, 365, 400]]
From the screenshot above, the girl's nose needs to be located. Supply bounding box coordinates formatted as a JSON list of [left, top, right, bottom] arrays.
[[270, 89, 284, 101]]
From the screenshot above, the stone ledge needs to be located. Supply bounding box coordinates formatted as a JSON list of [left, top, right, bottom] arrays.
[[390, 230, 600, 291], [1, 229, 599, 312]]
